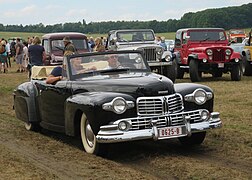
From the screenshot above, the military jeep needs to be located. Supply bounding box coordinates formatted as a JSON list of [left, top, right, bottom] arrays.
[[105, 29, 177, 82]]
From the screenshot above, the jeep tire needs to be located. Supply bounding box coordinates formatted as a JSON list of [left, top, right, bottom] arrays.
[[189, 59, 201, 82], [242, 56, 252, 76], [163, 60, 177, 83], [177, 64, 185, 79], [231, 64, 242, 81]]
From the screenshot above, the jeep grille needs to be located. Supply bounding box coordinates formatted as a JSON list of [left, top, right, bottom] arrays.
[[137, 93, 184, 116], [212, 49, 226, 61], [143, 48, 156, 62]]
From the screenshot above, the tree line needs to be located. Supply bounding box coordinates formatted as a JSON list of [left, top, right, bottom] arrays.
[[0, 3, 251, 34]]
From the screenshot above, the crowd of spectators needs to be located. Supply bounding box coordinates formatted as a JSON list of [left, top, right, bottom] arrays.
[[0, 34, 168, 76]]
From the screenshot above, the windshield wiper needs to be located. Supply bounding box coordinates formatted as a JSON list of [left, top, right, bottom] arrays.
[[200, 37, 210, 42], [54, 46, 64, 51]]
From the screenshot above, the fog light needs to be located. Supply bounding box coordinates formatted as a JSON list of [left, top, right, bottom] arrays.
[[226, 56, 229, 60], [201, 110, 210, 121], [118, 121, 128, 131], [235, 58, 239, 63], [203, 58, 207, 63]]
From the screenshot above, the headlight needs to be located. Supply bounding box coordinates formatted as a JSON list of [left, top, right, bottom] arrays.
[[156, 48, 163, 55], [194, 89, 207, 105], [112, 97, 127, 114], [225, 49, 232, 55], [102, 97, 135, 114], [206, 49, 213, 56], [184, 88, 213, 105], [165, 55, 171, 62]]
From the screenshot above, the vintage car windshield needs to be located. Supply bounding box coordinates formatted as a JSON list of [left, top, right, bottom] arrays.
[[68, 52, 149, 78], [189, 31, 226, 41], [116, 31, 155, 42], [51, 39, 88, 52]]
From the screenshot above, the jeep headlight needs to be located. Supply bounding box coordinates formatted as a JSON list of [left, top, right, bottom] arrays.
[[102, 97, 135, 114], [184, 88, 213, 105], [165, 55, 171, 62], [225, 49, 232, 55], [156, 48, 163, 55], [206, 49, 213, 56]]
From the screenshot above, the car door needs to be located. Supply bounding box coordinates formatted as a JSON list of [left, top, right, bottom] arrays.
[[36, 80, 72, 131]]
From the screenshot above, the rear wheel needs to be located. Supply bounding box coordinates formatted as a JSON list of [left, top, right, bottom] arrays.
[[231, 64, 242, 81], [179, 132, 206, 146], [189, 59, 201, 82]]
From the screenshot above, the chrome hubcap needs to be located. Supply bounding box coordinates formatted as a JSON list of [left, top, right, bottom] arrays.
[[85, 121, 95, 148]]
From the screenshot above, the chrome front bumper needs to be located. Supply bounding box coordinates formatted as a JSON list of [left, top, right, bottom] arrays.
[[96, 111, 222, 143]]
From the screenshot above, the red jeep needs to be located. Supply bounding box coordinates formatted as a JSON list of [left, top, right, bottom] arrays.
[[174, 28, 242, 82]]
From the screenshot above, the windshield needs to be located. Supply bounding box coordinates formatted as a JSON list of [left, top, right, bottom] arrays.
[[189, 31, 226, 41], [51, 39, 88, 52], [116, 31, 155, 42], [229, 29, 245, 34], [69, 52, 148, 78]]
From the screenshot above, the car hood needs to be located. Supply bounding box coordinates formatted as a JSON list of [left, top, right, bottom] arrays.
[[71, 72, 175, 96], [117, 43, 160, 50], [188, 44, 229, 53]]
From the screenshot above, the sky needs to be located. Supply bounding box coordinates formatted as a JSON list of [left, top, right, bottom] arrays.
[[0, 0, 251, 25]]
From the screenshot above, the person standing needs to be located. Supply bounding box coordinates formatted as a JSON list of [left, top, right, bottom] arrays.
[[28, 36, 46, 77], [0, 40, 8, 73], [63, 36, 76, 56], [93, 37, 106, 52], [15, 38, 24, 72]]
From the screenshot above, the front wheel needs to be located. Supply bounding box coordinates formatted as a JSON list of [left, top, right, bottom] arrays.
[[163, 60, 177, 83], [189, 59, 201, 82], [231, 64, 241, 81], [80, 113, 107, 156], [178, 132, 206, 146]]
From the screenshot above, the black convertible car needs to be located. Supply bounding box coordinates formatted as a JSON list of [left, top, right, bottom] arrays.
[[13, 50, 222, 155]]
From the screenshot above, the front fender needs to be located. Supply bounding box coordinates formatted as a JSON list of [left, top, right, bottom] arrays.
[[65, 92, 135, 136], [174, 83, 214, 112], [230, 51, 242, 60]]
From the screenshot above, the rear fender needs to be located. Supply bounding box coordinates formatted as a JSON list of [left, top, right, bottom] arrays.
[[13, 82, 39, 123]]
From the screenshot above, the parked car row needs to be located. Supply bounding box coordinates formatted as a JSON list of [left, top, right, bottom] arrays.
[[13, 28, 252, 155]]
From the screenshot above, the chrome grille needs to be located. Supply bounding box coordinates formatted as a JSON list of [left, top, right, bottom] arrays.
[[143, 48, 156, 62], [137, 93, 183, 116], [130, 110, 202, 130], [212, 49, 225, 61]]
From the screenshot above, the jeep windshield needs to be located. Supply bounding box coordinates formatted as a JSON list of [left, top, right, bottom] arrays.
[[189, 31, 226, 41], [68, 51, 149, 80], [116, 31, 155, 42]]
